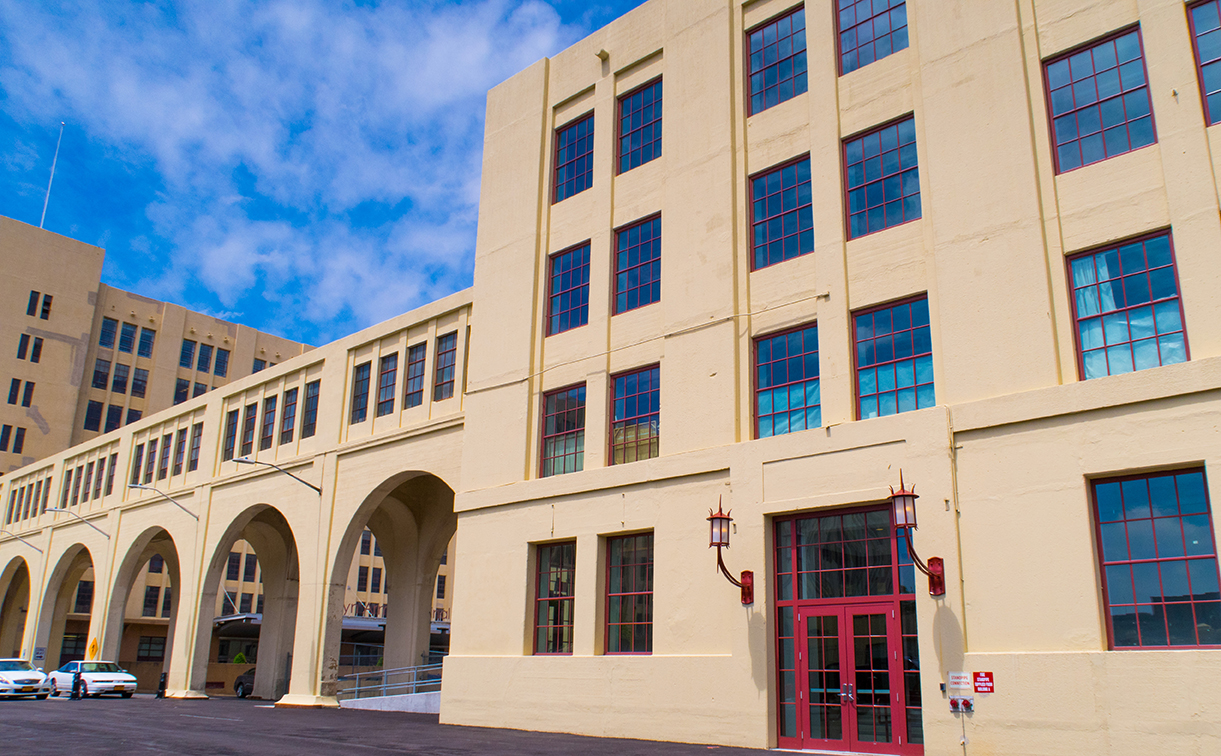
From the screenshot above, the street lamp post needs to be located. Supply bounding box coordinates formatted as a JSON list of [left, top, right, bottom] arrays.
[[0, 529, 43, 553], [234, 457, 322, 494], [45, 508, 110, 538], [128, 484, 199, 520]]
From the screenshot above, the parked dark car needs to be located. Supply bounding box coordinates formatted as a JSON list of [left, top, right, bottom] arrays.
[[234, 668, 256, 698]]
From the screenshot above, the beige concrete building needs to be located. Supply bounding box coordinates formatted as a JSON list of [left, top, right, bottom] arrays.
[[4, 0, 1221, 753]]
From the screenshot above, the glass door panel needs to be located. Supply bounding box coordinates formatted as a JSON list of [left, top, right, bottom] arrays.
[[852, 611, 894, 745], [806, 612, 843, 741]]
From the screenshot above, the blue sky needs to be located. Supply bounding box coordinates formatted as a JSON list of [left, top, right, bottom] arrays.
[[0, 0, 645, 345]]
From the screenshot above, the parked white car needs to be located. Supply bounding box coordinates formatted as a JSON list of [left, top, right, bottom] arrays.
[[0, 658, 51, 699], [48, 661, 137, 698]]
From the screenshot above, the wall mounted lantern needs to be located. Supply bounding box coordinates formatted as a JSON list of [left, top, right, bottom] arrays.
[[889, 472, 945, 596], [707, 497, 753, 605]]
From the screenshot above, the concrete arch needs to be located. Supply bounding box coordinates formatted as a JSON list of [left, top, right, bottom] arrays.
[[320, 471, 456, 696], [189, 503, 300, 700], [35, 544, 94, 671], [0, 555, 32, 657], [101, 527, 183, 686]]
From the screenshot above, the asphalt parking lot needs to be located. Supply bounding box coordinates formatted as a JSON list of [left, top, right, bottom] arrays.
[[0, 695, 770, 755]]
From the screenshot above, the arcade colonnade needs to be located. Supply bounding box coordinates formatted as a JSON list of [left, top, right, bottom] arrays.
[[0, 291, 470, 703]]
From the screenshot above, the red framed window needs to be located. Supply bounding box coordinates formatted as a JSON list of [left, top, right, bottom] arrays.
[[752, 157, 813, 270], [188, 423, 203, 472], [845, 116, 920, 239], [433, 332, 458, 401], [1068, 232, 1187, 380], [541, 384, 585, 477], [280, 388, 298, 445], [553, 113, 594, 203], [614, 216, 661, 314], [404, 343, 426, 408], [755, 324, 820, 438], [1190, 1, 1221, 125], [240, 403, 257, 457], [376, 352, 398, 417], [854, 296, 933, 419], [610, 365, 659, 465], [547, 244, 591, 335], [534, 541, 576, 654], [259, 396, 277, 451], [222, 409, 238, 461], [1093, 469, 1221, 647], [1046, 27, 1155, 173], [837, 0, 909, 75], [606, 532, 653, 654], [747, 6, 808, 115], [618, 78, 662, 173], [350, 362, 371, 423]]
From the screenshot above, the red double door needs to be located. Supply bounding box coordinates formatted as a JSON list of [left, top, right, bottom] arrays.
[[793, 602, 913, 753]]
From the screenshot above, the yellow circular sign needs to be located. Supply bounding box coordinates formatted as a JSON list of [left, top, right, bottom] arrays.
[[87, 638, 98, 660]]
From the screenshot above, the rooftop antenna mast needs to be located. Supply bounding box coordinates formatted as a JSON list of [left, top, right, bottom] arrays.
[[39, 121, 65, 229]]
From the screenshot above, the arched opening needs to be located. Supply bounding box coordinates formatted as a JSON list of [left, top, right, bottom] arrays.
[[0, 556, 32, 657], [189, 505, 299, 700], [103, 528, 182, 693], [36, 545, 94, 672], [321, 472, 457, 696]]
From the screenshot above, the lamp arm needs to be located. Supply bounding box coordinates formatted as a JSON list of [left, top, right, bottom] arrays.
[[903, 529, 933, 577], [716, 547, 744, 588]]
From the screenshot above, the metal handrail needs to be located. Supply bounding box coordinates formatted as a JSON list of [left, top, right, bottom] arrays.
[[335, 661, 443, 700]]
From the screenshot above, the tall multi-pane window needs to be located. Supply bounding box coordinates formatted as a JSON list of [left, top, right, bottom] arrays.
[[92, 359, 110, 390], [188, 423, 204, 472], [837, 0, 908, 75], [143, 438, 158, 484], [179, 340, 196, 368], [111, 364, 130, 394], [172, 430, 187, 476], [350, 362, 371, 424], [30, 337, 42, 363], [174, 378, 190, 405], [854, 297, 934, 419], [547, 244, 591, 335], [280, 388, 298, 445], [99, 318, 117, 348], [20, 382, 33, 407], [376, 353, 398, 417], [756, 324, 820, 438], [131, 368, 149, 399], [1046, 28, 1155, 173], [1191, 1, 1221, 125], [16, 334, 29, 360], [260, 396, 277, 451], [433, 333, 458, 401], [747, 7, 807, 115], [222, 409, 239, 462], [606, 533, 653, 654], [130, 443, 145, 486], [845, 117, 920, 239], [26, 291, 39, 317], [118, 323, 137, 353], [83, 401, 103, 432], [105, 406, 123, 433], [752, 158, 813, 270], [125, 409, 142, 425], [157, 434, 172, 480], [39, 295, 51, 319], [244, 554, 258, 582], [193, 382, 207, 398], [137, 328, 156, 358], [215, 349, 230, 378], [618, 79, 662, 173], [301, 380, 321, 438], [535, 541, 576, 654], [614, 216, 661, 314], [541, 384, 586, 478], [197, 343, 214, 373], [1069, 233, 1188, 379], [240, 403, 257, 456], [610, 366, 659, 465], [404, 344, 426, 408], [553, 113, 594, 203], [1094, 469, 1221, 647]]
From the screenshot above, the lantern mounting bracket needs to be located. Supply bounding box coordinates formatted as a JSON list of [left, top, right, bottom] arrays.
[[889, 471, 947, 597], [708, 497, 754, 605]]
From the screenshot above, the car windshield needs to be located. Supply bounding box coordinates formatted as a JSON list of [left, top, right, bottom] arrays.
[[80, 663, 121, 673], [0, 660, 35, 672]]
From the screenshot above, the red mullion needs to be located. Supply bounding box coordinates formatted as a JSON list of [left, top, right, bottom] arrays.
[[611, 213, 662, 316], [747, 153, 811, 272], [551, 111, 594, 205], [1187, 1, 1221, 126], [533, 540, 576, 656], [842, 112, 918, 242], [1041, 24, 1155, 175], [546, 241, 592, 337], [850, 293, 928, 421], [615, 77, 662, 176], [752, 320, 818, 439], [744, 4, 806, 117], [538, 381, 586, 479], [606, 363, 660, 467], [604, 532, 653, 655], [1063, 228, 1189, 381]]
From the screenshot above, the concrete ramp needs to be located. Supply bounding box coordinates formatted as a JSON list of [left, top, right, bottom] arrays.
[[339, 690, 440, 713]]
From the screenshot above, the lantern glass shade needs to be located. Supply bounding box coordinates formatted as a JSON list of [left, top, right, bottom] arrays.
[[892, 491, 918, 530], [708, 512, 732, 548]]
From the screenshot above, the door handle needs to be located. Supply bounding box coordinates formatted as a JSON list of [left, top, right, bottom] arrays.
[[840, 683, 855, 704]]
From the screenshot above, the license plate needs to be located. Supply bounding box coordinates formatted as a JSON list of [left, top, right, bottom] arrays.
[[115, 685, 126, 690], [21, 686, 33, 692]]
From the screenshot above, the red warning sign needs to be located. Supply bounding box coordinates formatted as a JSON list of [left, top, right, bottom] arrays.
[[973, 671, 994, 694]]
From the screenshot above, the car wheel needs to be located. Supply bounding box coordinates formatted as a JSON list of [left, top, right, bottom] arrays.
[[121, 691, 133, 699], [36, 694, 49, 700], [49, 681, 58, 697], [236, 683, 247, 698]]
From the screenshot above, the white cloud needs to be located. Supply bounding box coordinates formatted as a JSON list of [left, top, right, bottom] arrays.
[[0, 0, 581, 342]]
